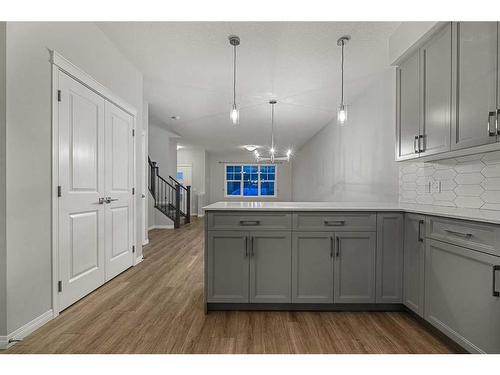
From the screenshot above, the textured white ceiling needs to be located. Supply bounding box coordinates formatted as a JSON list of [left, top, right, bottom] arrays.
[[98, 22, 399, 153]]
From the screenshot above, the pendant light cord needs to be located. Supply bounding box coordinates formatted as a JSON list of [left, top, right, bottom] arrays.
[[271, 102, 275, 149], [340, 40, 344, 106], [233, 44, 237, 106]]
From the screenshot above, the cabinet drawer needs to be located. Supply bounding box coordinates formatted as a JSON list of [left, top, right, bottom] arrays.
[[427, 216, 500, 257], [208, 212, 292, 231], [293, 212, 376, 232]]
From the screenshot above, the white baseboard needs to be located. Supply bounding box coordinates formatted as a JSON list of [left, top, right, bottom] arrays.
[[0, 309, 53, 350], [148, 224, 174, 230], [134, 255, 144, 266], [142, 238, 149, 246]]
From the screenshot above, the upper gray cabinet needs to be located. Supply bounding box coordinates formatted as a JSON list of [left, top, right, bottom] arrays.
[[395, 22, 500, 161], [396, 50, 421, 160], [419, 23, 452, 157], [452, 22, 499, 150]]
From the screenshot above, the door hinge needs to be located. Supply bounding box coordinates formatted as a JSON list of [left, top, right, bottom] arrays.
[[132, 129, 135, 136], [57, 90, 62, 102], [132, 245, 135, 253], [58, 281, 62, 293], [57, 185, 62, 197], [132, 187, 135, 195]]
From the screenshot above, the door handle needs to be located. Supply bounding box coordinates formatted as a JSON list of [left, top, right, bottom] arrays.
[[493, 265, 500, 297], [414, 135, 419, 153], [324, 220, 345, 226], [488, 111, 496, 136], [336, 236, 340, 257], [418, 220, 424, 242], [105, 197, 119, 204], [330, 236, 334, 258]]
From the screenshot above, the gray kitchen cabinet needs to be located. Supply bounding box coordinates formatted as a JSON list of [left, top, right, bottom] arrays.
[[419, 23, 452, 157], [292, 232, 334, 303], [249, 231, 292, 303], [451, 22, 499, 150], [207, 231, 249, 303], [376, 213, 404, 303], [425, 239, 500, 353], [396, 50, 421, 160], [403, 214, 426, 316], [334, 232, 376, 303]]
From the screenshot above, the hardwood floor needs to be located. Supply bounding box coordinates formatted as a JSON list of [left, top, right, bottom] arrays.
[[5, 217, 456, 354]]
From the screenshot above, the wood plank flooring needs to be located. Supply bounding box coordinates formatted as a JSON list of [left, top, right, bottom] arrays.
[[5, 217, 456, 353]]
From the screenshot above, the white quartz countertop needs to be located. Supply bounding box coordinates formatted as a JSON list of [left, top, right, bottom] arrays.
[[202, 201, 500, 225]]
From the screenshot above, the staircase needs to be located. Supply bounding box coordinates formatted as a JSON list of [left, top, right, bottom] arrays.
[[148, 157, 191, 228]]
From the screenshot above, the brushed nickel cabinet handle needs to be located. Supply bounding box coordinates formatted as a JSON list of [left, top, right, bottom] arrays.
[[493, 265, 500, 297], [330, 236, 334, 258], [418, 220, 424, 242], [496, 109, 500, 135], [251, 236, 254, 257], [244, 236, 248, 257], [414, 135, 419, 153], [444, 229, 473, 239], [336, 237, 340, 257], [324, 220, 345, 226], [418, 134, 425, 153], [239, 220, 260, 226], [488, 111, 496, 136]]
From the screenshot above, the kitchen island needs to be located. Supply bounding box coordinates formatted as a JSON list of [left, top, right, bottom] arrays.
[[203, 202, 500, 353]]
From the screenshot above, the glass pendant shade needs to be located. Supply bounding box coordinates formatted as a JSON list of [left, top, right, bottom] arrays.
[[337, 104, 347, 126], [230, 104, 239, 125]]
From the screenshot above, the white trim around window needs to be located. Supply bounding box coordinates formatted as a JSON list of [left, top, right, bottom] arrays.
[[224, 163, 278, 198]]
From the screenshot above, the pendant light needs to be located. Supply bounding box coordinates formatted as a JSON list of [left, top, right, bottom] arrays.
[[337, 35, 350, 126], [255, 100, 292, 162], [229, 35, 240, 125]]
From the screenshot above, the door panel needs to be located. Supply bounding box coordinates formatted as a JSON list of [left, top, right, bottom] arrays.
[[249, 231, 291, 303], [452, 22, 498, 149], [421, 23, 452, 156], [396, 51, 420, 160], [425, 239, 500, 353], [58, 71, 105, 310], [334, 232, 376, 303], [104, 101, 134, 280], [207, 231, 249, 303], [292, 232, 334, 303], [403, 214, 426, 316]]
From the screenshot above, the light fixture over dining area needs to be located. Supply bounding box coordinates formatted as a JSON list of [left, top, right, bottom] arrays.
[[337, 35, 350, 126], [228, 35, 240, 125]]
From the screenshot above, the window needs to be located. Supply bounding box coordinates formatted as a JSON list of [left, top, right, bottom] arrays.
[[225, 164, 277, 197]]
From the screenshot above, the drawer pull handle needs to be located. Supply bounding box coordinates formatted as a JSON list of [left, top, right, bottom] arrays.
[[418, 220, 424, 242], [324, 220, 345, 226], [493, 265, 500, 297], [444, 229, 473, 239], [239, 220, 260, 226]]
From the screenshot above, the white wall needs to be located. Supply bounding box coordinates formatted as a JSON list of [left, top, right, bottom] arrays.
[[4, 22, 144, 335], [292, 69, 399, 203], [177, 147, 207, 215], [0, 21, 6, 338], [207, 151, 293, 204], [389, 22, 440, 64], [148, 122, 178, 227]]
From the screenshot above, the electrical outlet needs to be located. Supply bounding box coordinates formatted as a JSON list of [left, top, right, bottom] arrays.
[[430, 181, 440, 193]]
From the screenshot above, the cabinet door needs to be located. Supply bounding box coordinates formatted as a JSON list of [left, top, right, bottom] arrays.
[[249, 231, 292, 303], [452, 22, 498, 150], [376, 213, 404, 303], [420, 23, 452, 157], [396, 50, 420, 160], [292, 232, 334, 303], [403, 214, 426, 316], [334, 232, 376, 303], [207, 231, 249, 303], [425, 239, 500, 353]]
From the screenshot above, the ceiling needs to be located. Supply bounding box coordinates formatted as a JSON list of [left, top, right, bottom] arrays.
[[98, 22, 400, 154]]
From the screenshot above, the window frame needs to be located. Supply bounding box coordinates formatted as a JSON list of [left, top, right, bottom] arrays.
[[224, 163, 278, 198]]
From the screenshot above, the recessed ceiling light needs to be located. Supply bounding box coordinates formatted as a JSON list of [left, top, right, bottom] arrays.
[[171, 116, 180, 120], [243, 145, 259, 152]]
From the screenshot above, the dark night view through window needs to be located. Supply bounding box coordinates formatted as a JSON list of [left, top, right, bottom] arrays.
[[225, 164, 276, 197]]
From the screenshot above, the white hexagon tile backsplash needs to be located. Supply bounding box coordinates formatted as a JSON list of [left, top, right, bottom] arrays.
[[399, 150, 500, 210]]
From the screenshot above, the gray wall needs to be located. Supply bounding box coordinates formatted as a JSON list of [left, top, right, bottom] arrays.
[[5, 22, 144, 334], [0, 22, 6, 337], [148, 122, 178, 227], [292, 69, 399, 202], [207, 151, 293, 204]]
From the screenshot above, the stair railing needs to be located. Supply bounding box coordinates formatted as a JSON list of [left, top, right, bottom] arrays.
[[168, 175, 191, 224]]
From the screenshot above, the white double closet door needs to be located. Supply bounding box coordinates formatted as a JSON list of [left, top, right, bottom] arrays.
[[58, 71, 134, 311]]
